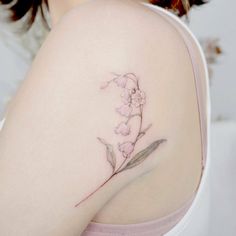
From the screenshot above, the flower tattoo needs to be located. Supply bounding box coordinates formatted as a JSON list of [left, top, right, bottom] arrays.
[[74, 72, 167, 207], [115, 122, 130, 136]]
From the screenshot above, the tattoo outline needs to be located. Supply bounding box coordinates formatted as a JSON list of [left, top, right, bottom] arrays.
[[74, 72, 166, 207]]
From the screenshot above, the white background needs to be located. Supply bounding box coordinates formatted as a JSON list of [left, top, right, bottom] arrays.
[[189, 0, 236, 120]]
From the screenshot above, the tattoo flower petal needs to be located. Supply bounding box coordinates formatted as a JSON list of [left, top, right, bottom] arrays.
[[118, 142, 134, 158], [116, 104, 132, 117], [121, 89, 132, 105], [114, 75, 128, 88], [131, 90, 146, 107], [115, 122, 130, 136], [100, 81, 110, 89]]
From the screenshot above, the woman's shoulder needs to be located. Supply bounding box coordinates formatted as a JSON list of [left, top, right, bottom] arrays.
[[31, 0, 203, 226], [33, 0, 193, 94], [48, 0, 188, 56], [25, 0, 203, 225]]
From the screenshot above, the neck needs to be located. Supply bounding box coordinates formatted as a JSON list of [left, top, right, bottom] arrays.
[[48, 0, 93, 26]]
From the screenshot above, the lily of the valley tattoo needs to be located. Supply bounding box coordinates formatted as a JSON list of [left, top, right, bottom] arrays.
[[74, 72, 167, 207]]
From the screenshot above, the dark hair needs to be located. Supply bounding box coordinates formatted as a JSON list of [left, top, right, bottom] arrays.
[[0, 0, 207, 31], [150, 0, 208, 16], [0, 0, 49, 30]]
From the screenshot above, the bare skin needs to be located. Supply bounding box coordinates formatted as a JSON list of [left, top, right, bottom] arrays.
[[0, 0, 203, 235]]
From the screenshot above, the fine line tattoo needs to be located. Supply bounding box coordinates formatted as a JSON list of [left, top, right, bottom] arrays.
[[74, 72, 167, 207]]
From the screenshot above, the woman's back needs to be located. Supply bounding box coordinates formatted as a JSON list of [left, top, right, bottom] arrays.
[[0, 0, 209, 235]]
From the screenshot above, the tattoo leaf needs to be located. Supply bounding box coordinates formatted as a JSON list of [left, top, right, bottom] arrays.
[[119, 139, 167, 172], [97, 137, 116, 172]]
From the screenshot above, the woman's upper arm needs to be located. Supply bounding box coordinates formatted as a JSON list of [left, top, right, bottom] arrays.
[[0, 3, 192, 235]]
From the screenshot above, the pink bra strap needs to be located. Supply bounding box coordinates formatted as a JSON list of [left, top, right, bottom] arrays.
[[82, 194, 195, 236]]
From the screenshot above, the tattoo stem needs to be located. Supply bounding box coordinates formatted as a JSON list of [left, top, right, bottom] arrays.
[[74, 155, 129, 207], [115, 157, 128, 173], [74, 173, 117, 207], [133, 104, 144, 146]]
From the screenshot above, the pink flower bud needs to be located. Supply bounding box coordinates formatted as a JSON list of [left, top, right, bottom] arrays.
[[100, 81, 109, 89], [115, 122, 131, 136], [118, 141, 134, 158], [120, 89, 132, 105], [114, 76, 128, 88], [116, 105, 132, 117], [131, 90, 146, 107]]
